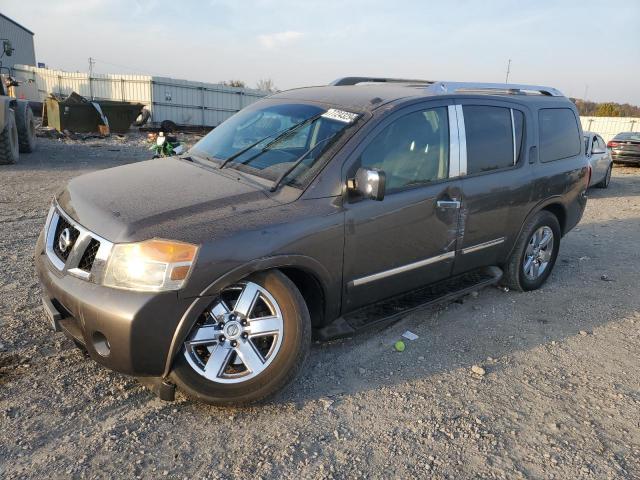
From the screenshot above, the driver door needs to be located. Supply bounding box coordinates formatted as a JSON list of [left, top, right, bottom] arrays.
[[342, 101, 463, 312]]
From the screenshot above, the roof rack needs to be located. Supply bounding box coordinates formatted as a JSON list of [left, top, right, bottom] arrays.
[[329, 77, 564, 97], [330, 77, 434, 86], [425, 81, 564, 97]]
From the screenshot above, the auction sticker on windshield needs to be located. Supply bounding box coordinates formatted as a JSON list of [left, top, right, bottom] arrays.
[[321, 109, 360, 124]]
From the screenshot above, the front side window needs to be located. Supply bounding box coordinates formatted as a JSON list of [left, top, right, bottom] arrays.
[[539, 108, 581, 162], [191, 102, 354, 187], [464, 106, 521, 174], [359, 107, 449, 191]]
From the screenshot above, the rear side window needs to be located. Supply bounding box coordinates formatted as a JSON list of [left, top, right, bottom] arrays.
[[539, 108, 581, 162], [464, 106, 522, 174]]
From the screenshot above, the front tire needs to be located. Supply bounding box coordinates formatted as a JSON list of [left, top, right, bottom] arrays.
[[171, 270, 311, 406], [503, 211, 561, 291], [0, 109, 19, 164]]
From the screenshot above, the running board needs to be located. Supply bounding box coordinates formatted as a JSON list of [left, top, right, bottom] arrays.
[[315, 267, 503, 341]]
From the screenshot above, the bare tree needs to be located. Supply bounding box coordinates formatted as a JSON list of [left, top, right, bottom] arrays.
[[220, 80, 246, 88], [256, 78, 278, 93]]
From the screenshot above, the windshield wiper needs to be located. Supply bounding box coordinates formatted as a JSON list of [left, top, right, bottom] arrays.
[[219, 112, 324, 169], [269, 134, 339, 192]]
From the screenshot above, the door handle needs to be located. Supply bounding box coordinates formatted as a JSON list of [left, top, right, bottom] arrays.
[[436, 199, 461, 209]]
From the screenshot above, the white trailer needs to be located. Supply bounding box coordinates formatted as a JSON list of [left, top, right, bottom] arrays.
[[11, 64, 269, 128]]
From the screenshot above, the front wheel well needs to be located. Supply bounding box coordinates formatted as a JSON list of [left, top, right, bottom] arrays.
[[277, 267, 325, 328]]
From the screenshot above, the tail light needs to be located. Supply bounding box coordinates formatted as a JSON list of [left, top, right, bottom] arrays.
[[607, 141, 620, 148]]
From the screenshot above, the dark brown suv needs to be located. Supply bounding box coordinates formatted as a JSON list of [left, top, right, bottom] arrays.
[[36, 78, 589, 405]]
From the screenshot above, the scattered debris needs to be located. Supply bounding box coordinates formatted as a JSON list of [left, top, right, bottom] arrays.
[[497, 286, 510, 292], [394, 340, 406, 352], [319, 398, 334, 410], [578, 256, 591, 261], [401, 331, 419, 341], [600, 274, 613, 282], [579, 330, 589, 336], [471, 365, 486, 376]]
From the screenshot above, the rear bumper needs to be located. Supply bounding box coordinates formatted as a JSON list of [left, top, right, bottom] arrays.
[[36, 230, 193, 376], [612, 152, 640, 164]]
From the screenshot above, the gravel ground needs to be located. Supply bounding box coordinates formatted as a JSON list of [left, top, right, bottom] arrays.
[[1, 135, 639, 479]]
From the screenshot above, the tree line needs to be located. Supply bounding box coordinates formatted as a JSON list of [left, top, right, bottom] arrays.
[[572, 99, 640, 117]]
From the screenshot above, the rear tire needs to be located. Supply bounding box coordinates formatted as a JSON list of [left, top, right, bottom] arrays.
[[171, 270, 311, 406], [0, 109, 19, 164], [595, 164, 612, 189], [15, 102, 36, 153], [503, 211, 561, 292]]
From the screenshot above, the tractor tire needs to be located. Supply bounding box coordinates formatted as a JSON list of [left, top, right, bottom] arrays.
[[0, 109, 20, 165], [15, 101, 37, 153]]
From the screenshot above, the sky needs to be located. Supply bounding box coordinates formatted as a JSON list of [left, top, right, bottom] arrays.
[[2, 0, 639, 104]]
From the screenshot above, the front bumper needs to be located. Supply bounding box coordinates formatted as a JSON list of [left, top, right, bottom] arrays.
[[36, 230, 194, 376]]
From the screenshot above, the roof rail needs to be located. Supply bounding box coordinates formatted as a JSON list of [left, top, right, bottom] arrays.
[[330, 76, 434, 86], [425, 81, 564, 97]]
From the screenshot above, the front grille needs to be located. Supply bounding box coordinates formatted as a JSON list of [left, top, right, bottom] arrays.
[[78, 238, 100, 271], [52, 216, 80, 262]]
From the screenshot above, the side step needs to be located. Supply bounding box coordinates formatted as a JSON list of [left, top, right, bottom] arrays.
[[315, 267, 503, 341]]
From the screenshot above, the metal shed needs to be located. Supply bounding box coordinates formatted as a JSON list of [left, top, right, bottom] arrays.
[[12, 64, 269, 128], [0, 13, 36, 69]]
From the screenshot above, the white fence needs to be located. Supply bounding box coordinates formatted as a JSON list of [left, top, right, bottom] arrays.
[[11, 64, 269, 127], [580, 116, 639, 143]]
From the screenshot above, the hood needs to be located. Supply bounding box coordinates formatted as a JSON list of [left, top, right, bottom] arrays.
[[57, 158, 284, 243]]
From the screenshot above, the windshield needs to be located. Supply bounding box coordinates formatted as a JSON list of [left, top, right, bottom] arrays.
[[191, 102, 356, 187]]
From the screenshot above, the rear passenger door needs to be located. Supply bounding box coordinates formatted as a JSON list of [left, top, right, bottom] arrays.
[[452, 100, 533, 275]]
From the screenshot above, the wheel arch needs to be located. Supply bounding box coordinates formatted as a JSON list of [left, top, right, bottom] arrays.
[[164, 255, 336, 376], [504, 197, 567, 262]]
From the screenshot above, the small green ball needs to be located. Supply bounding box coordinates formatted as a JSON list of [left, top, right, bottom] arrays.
[[394, 340, 406, 352]]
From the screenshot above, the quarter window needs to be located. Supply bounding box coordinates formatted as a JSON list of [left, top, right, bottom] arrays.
[[359, 107, 449, 191], [539, 108, 581, 162], [463, 106, 521, 174]]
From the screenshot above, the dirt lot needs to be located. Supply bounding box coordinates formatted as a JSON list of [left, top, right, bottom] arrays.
[[1, 135, 639, 479]]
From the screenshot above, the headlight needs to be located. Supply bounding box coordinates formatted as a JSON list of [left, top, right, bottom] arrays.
[[103, 239, 198, 292]]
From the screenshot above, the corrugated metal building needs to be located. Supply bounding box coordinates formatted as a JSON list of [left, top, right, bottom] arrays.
[[0, 13, 36, 69], [12, 64, 269, 128]]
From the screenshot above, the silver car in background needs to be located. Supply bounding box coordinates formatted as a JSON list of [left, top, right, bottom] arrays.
[[584, 131, 613, 188]]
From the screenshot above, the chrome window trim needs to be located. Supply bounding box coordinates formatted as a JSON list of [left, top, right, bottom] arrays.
[[461, 237, 505, 255], [349, 251, 455, 287], [447, 105, 461, 178], [510, 108, 517, 165], [44, 202, 114, 282], [455, 105, 468, 176]]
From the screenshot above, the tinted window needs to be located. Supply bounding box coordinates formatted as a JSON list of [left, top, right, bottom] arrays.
[[597, 136, 606, 149], [360, 107, 449, 191], [614, 132, 640, 142], [539, 108, 581, 162], [464, 106, 515, 174]]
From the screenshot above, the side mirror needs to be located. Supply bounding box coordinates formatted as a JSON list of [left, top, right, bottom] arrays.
[[591, 147, 605, 155], [349, 167, 386, 201]]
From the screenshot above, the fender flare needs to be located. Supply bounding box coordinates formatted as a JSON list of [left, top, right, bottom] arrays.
[[163, 254, 335, 376]]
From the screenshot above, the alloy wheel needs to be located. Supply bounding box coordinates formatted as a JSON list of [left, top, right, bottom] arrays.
[[183, 281, 284, 384], [523, 226, 554, 281]]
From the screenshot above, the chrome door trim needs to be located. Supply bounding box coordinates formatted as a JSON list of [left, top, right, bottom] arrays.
[[447, 105, 461, 178], [461, 237, 505, 255], [455, 104, 467, 175], [510, 108, 517, 165], [349, 251, 455, 287]]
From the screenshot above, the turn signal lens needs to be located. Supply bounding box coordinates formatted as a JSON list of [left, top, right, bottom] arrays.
[[103, 239, 198, 292]]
